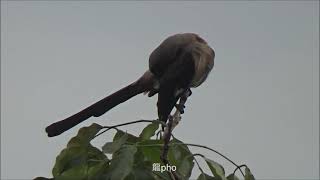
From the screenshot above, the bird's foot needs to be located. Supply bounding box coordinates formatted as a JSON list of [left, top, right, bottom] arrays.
[[175, 104, 185, 114], [186, 89, 192, 97]]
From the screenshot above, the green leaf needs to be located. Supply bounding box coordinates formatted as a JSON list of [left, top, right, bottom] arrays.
[[53, 145, 109, 179], [168, 138, 194, 179], [177, 156, 194, 179], [106, 145, 137, 180], [139, 122, 160, 140], [197, 173, 218, 180], [168, 138, 190, 165], [102, 133, 128, 154], [52, 124, 108, 179], [52, 147, 87, 177], [151, 170, 172, 180], [126, 148, 171, 180], [87, 160, 109, 180], [204, 158, 227, 180], [227, 174, 240, 180], [114, 130, 139, 144], [244, 167, 255, 180], [138, 140, 163, 163], [67, 123, 102, 147], [55, 163, 88, 180], [135, 140, 173, 179], [136, 138, 195, 179], [87, 145, 109, 165], [124, 161, 155, 180]]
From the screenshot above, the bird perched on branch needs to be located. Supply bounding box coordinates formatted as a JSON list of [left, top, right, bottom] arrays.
[[46, 33, 215, 137]]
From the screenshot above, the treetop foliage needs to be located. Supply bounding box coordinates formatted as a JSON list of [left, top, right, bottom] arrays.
[[35, 121, 255, 180]]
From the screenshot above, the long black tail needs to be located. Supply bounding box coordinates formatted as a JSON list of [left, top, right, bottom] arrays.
[[45, 72, 154, 137]]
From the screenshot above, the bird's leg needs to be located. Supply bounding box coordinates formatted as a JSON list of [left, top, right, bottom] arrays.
[[171, 89, 192, 130], [174, 104, 185, 114], [174, 89, 192, 114]]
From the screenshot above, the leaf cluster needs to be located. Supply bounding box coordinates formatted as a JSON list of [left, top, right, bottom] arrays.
[[35, 122, 255, 180]]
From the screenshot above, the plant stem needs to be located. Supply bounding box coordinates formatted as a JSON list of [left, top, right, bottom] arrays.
[[94, 119, 165, 138]]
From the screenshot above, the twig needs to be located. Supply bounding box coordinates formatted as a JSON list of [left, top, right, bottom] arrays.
[[192, 154, 205, 174], [156, 130, 162, 140], [233, 164, 247, 176], [183, 143, 245, 177], [102, 119, 165, 129], [161, 117, 173, 164], [94, 119, 165, 138], [94, 127, 119, 138]]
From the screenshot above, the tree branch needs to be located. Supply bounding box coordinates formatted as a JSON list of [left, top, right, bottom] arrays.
[[161, 116, 180, 180]]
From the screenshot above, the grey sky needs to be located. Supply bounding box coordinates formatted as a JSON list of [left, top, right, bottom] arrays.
[[1, 1, 319, 179]]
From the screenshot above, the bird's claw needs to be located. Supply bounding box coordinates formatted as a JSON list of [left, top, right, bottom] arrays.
[[186, 89, 192, 97], [175, 104, 185, 114]]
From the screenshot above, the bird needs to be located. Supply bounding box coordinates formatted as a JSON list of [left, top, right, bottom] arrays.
[[45, 33, 215, 137]]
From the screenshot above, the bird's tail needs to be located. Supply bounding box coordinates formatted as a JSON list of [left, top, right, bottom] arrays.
[[45, 71, 155, 137]]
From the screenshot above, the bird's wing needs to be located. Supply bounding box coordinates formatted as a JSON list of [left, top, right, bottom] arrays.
[[157, 50, 195, 123]]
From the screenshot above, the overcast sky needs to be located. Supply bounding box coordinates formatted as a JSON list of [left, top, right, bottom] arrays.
[[1, 1, 319, 179]]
